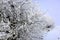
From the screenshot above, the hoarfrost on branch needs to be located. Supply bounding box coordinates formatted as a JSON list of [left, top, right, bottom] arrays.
[[0, 0, 54, 40]]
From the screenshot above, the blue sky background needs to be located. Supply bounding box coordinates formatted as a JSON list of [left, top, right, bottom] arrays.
[[33, 0, 60, 26], [33, 0, 60, 40]]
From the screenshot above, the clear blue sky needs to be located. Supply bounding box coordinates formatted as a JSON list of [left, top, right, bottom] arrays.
[[33, 0, 60, 26], [33, 0, 60, 40]]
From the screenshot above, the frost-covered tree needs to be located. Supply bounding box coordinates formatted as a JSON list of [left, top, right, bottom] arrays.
[[0, 0, 54, 40]]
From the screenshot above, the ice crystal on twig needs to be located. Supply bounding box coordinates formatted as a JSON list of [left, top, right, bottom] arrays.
[[0, 0, 54, 40]]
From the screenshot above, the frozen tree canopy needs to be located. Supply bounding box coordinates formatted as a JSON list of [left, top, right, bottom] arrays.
[[0, 0, 54, 40]]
